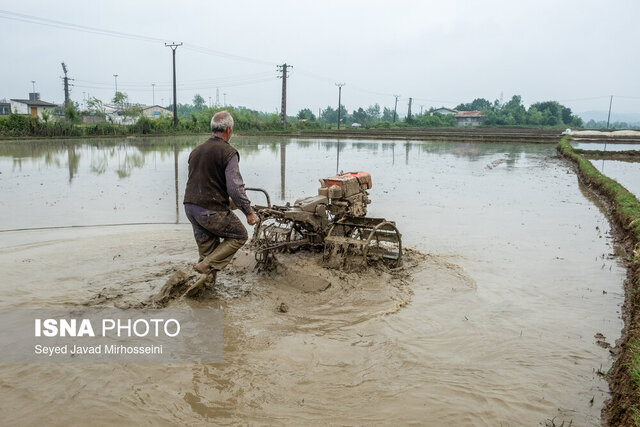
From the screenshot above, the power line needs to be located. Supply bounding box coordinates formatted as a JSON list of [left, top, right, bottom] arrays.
[[0, 9, 275, 66]]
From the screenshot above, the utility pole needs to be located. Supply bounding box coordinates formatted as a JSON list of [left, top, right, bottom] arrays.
[[407, 97, 413, 122], [216, 88, 220, 106], [31, 80, 36, 94], [61, 63, 71, 108], [277, 63, 293, 127], [113, 74, 118, 95], [393, 95, 400, 123], [223, 93, 227, 106], [165, 42, 183, 127], [209, 97, 212, 108], [335, 82, 345, 129], [152, 83, 155, 105], [606, 95, 613, 129], [420, 105, 424, 115]]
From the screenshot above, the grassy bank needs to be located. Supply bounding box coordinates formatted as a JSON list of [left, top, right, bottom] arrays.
[[572, 148, 640, 161], [557, 136, 640, 425]]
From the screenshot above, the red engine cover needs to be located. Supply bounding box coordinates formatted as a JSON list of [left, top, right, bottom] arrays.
[[326, 171, 372, 190]]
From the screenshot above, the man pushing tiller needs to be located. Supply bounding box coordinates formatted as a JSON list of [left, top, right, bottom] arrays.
[[182, 111, 259, 293]]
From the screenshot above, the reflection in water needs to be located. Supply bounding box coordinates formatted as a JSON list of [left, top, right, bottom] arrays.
[[280, 141, 286, 200], [0, 137, 550, 231], [174, 145, 179, 224], [67, 147, 80, 182]]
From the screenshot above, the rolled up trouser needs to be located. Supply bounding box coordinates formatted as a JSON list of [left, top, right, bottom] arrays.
[[184, 203, 248, 271]]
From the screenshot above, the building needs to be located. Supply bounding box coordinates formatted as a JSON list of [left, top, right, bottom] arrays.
[[9, 93, 58, 119], [455, 110, 483, 127], [0, 99, 10, 115], [142, 105, 172, 120], [433, 107, 458, 115]]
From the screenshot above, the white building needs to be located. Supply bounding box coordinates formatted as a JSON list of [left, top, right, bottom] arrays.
[[433, 107, 458, 115], [142, 105, 172, 120], [10, 93, 58, 119]]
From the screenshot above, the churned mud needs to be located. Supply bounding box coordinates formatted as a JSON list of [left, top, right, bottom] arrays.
[[0, 138, 629, 425]]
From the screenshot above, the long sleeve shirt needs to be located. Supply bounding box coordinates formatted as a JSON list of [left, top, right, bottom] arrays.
[[225, 154, 254, 216]]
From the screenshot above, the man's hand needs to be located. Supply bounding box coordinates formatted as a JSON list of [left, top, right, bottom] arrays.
[[246, 212, 259, 226]]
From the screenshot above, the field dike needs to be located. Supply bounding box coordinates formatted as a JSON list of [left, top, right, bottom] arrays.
[[558, 136, 640, 425]]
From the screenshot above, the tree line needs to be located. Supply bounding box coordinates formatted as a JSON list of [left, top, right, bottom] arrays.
[[2, 91, 611, 138]]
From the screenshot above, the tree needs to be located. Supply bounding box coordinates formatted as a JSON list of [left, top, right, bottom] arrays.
[[381, 107, 395, 122], [351, 107, 368, 124], [87, 96, 106, 115], [297, 108, 316, 121], [41, 110, 51, 123], [64, 103, 79, 123], [456, 98, 492, 111], [527, 106, 543, 126], [366, 104, 381, 121], [193, 94, 206, 110], [321, 106, 337, 123], [112, 91, 129, 110]]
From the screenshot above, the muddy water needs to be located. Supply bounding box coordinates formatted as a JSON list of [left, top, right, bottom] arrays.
[[571, 141, 640, 151], [0, 137, 627, 425], [589, 159, 640, 198]]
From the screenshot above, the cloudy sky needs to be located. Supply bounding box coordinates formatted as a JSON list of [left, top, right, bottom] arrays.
[[1, 0, 639, 118]]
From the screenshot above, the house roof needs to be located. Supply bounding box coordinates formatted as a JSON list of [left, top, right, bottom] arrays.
[[455, 110, 482, 118], [142, 105, 170, 111], [434, 107, 457, 113], [11, 99, 58, 107]]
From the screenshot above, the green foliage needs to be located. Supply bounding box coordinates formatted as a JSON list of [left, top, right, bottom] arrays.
[[456, 98, 492, 111], [64, 104, 80, 123], [412, 112, 456, 127], [41, 110, 51, 123], [478, 96, 583, 127], [86, 96, 105, 115], [112, 91, 128, 107], [584, 119, 640, 130], [192, 94, 206, 110], [297, 108, 316, 121]]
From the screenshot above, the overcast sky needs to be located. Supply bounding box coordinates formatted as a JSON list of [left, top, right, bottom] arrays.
[[2, 0, 639, 118]]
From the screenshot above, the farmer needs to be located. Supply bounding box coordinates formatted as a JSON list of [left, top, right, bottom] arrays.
[[183, 111, 259, 284]]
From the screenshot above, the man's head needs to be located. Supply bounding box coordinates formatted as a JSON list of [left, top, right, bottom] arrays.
[[210, 111, 234, 140]]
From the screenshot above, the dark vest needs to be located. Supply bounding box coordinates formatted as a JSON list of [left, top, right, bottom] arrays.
[[183, 136, 239, 211]]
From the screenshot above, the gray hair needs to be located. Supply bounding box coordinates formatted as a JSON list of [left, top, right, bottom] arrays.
[[210, 111, 234, 132]]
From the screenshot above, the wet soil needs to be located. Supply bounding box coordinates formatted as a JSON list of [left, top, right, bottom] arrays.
[[0, 137, 628, 425]]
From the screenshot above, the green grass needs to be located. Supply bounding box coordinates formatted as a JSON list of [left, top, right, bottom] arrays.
[[573, 148, 640, 158]]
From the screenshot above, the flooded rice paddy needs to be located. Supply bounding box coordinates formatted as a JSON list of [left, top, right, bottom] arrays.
[[0, 136, 627, 425]]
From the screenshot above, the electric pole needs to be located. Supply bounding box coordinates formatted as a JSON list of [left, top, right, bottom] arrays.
[[165, 42, 183, 127], [113, 74, 118, 95], [152, 83, 155, 105], [61, 63, 71, 108], [223, 93, 227, 106], [606, 95, 613, 129], [31, 80, 36, 95], [335, 82, 345, 129], [393, 95, 400, 123], [277, 63, 293, 127], [407, 97, 413, 122], [216, 88, 220, 106]]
